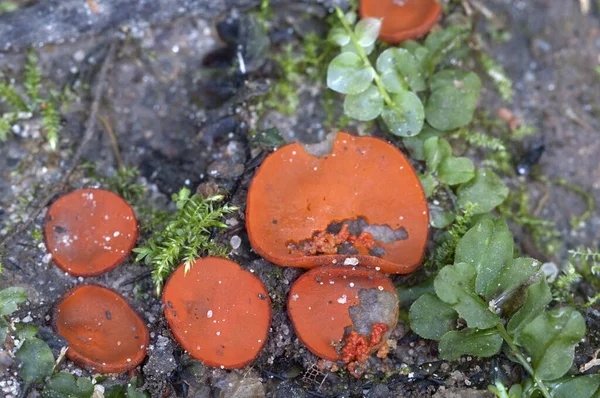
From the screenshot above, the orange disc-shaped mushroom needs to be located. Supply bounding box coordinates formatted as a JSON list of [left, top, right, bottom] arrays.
[[162, 257, 271, 369], [288, 265, 398, 361], [53, 285, 149, 373], [246, 132, 428, 274], [360, 0, 442, 43], [44, 188, 138, 277]]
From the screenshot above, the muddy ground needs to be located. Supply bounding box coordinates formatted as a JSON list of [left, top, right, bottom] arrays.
[[0, 0, 599, 397]]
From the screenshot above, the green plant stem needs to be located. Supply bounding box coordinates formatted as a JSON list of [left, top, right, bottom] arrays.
[[495, 322, 551, 398], [335, 7, 394, 106]]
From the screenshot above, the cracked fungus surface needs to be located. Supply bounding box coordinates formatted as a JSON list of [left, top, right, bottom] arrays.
[[360, 0, 442, 43], [162, 257, 271, 369], [44, 188, 139, 277], [287, 265, 398, 361], [54, 285, 149, 374], [246, 132, 429, 274]]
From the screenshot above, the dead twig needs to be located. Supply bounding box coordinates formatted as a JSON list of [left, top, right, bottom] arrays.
[[98, 114, 123, 169], [0, 42, 117, 251]]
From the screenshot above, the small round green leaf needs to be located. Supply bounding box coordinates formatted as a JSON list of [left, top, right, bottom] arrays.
[[354, 18, 381, 48], [382, 91, 424, 137], [419, 173, 435, 198], [429, 206, 455, 229], [439, 328, 503, 361], [0, 287, 27, 316], [343, 84, 383, 121], [423, 136, 452, 172], [402, 124, 444, 161], [327, 27, 350, 46], [457, 169, 508, 214], [43, 372, 95, 398], [438, 157, 475, 186], [327, 52, 374, 94], [409, 293, 457, 340], [425, 70, 481, 131], [376, 48, 426, 92], [341, 42, 375, 56], [15, 337, 54, 383]]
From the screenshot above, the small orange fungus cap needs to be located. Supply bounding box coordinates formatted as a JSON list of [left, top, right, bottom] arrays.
[[360, 0, 442, 43], [162, 257, 272, 369], [53, 285, 149, 373], [44, 188, 138, 277], [246, 132, 429, 274], [287, 265, 398, 361]]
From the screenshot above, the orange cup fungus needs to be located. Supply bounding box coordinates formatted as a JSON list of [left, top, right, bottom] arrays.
[[44, 188, 138, 277], [53, 285, 149, 374], [360, 0, 442, 43], [162, 257, 271, 369], [246, 132, 429, 274], [287, 266, 398, 371]]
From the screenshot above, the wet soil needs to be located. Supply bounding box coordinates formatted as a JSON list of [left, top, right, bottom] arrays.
[[0, 0, 599, 397]]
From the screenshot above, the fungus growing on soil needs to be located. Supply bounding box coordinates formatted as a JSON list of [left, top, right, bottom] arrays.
[[44, 188, 138, 277], [162, 257, 271, 369], [287, 265, 398, 369], [246, 132, 429, 274], [53, 285, 149, 374], [359, 0, 442, 43]]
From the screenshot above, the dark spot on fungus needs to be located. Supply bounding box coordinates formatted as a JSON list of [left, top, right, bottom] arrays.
[[105, 311, 112, 320], [53, 225, 67, 234]]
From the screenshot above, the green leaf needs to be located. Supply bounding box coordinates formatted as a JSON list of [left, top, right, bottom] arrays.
[[455, 218, 514, 299], [376, 48, 426, 93], [354, 18, 381, 48], [382, 90, 424, 137], [425, 70, 481, 131], [489, 257, 539, 303], [15, 323, 39, 340], [104, 386, 126, 398], [409, 293, 457, 340], [430, 206, 455, 229], [434, 262, 499, 329], [549, 375, 600, 398], [251, 127, 285, 150], [327, 52, 374, 94], [402, 124, 444, 161], [419, 173, 435, 198], [127, 377, 150, 398], [423, 137, 452, 172], [520, 307, 586, 380], [0, 286, 27, 316], [424, 25, 470, 69], [507, 278, 552, 343], [43, 373, 94, 398], [457, 169, 508, 214], [328, 27, 350, 46], [507, 384, 523, 398], [343, 84, 383, 121], [15, 337, 54, 383], [397, 278, 434, 308], [439, 328, 503, 361], [341, 42, 375, 56], [438, 157, 475, 186]]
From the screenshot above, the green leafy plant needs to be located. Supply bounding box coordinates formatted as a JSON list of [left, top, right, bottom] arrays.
[[0, 50, 65, 149], [134, 187, 237, 295], [409, 218, 590, 398]]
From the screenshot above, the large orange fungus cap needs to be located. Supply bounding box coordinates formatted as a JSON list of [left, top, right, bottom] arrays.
[[360, 0, 442, 43], [287, 265, 398, 361], [246, 132, 429, 274], [44, 188, 138, 277], [162, 257, 272, 369], [53, 285, 150, 373]]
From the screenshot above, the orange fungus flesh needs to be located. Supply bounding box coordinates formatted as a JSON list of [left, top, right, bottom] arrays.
[[246, 132, 429, 274], [287, 265, 398, 361], [44, 188, 138, 277], [360, 0, 442, 43], [162, 257, 272, 369], [54, 285, 149, 373]]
